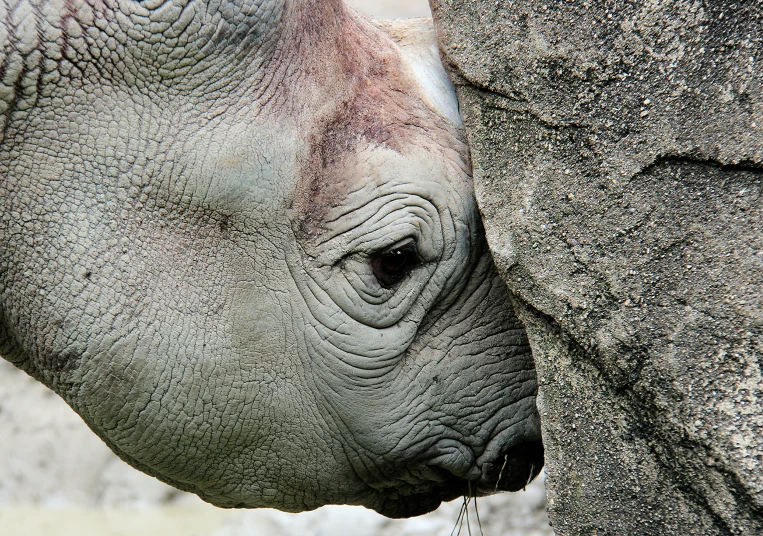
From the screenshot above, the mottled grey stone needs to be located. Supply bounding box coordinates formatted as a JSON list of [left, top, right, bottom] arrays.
[[430, 1, 762, 534]]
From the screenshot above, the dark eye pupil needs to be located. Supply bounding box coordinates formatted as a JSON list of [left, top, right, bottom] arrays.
[[372, 244, 419, 288], [381, 249, 410, 272]]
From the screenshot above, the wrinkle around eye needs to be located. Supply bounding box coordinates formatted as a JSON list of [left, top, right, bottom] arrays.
[[326, 259, 436, 327], [312, 193, 440, 255], [290, 270, 421, 369], [340, 260, 389, 302], [320, 193, 411, 232], [290, 187, 477, 332], [338, 257, 432, 308]]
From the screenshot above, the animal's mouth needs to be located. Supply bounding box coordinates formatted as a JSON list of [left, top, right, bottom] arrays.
[[372, 440, 545, 518], [477, 440, 545, 494]]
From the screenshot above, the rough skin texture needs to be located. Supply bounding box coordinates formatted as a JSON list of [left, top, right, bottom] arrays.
[[0, 0, 543, 518], [431, 0, 762, 534]]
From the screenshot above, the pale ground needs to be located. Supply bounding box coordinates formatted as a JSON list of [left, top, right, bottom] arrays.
[[1, 1, 554, 535]]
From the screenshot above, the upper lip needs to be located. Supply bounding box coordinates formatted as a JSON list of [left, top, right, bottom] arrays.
[[370, 445, 544, 519], [425, 439, 545, 495], [478, 440, 545, 493]]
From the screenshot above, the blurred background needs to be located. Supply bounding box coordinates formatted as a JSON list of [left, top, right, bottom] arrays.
[[0, 1, 552, 535], [347, 0, 431, 18]]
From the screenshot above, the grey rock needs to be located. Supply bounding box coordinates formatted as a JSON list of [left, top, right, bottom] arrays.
[[430, 0, 762, 534]]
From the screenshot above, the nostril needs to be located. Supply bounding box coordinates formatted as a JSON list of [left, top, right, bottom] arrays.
[[493, 440, 545, 492]]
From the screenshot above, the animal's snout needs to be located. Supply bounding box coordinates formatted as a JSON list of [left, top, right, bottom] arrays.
[[480, 440, 544, 494]]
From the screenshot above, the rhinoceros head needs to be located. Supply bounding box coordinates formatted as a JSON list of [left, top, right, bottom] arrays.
[[0, 0, 541, 517]]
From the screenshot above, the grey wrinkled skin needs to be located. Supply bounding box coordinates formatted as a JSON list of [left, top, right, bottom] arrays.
[[0, 0, 542, 517]]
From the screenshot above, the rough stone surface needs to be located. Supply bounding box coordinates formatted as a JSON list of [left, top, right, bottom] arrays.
[[430, 1, 762, 534]]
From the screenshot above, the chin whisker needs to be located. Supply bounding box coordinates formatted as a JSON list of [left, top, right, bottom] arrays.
[[465, 492, 472, 536], [451, 481, 485, 536], [472, 481, 484, 536], [450, 496, 467, 536]]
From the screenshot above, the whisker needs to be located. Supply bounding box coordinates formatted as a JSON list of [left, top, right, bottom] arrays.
[[495, 454, 509, 492], [450, 497, 467, 536], [524, 463, 535, 491], [460, 495, 470, 536], [474, 490, 484, 536], [465, 492, 473, 536]]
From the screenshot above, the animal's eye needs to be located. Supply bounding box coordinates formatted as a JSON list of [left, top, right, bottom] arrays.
[[370, 240, 420, 289]]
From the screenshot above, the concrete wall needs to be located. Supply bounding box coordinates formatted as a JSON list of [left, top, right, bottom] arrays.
[[431, 1, 762, 534]]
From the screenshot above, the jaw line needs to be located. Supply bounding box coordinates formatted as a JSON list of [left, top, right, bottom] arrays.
[[370, 481, 466, 518]]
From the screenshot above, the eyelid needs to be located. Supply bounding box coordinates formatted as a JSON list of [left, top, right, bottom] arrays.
[[381, 237, 417, 254]]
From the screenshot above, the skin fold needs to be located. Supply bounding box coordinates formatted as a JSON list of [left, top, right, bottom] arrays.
[[0, 0, 542, 517]]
